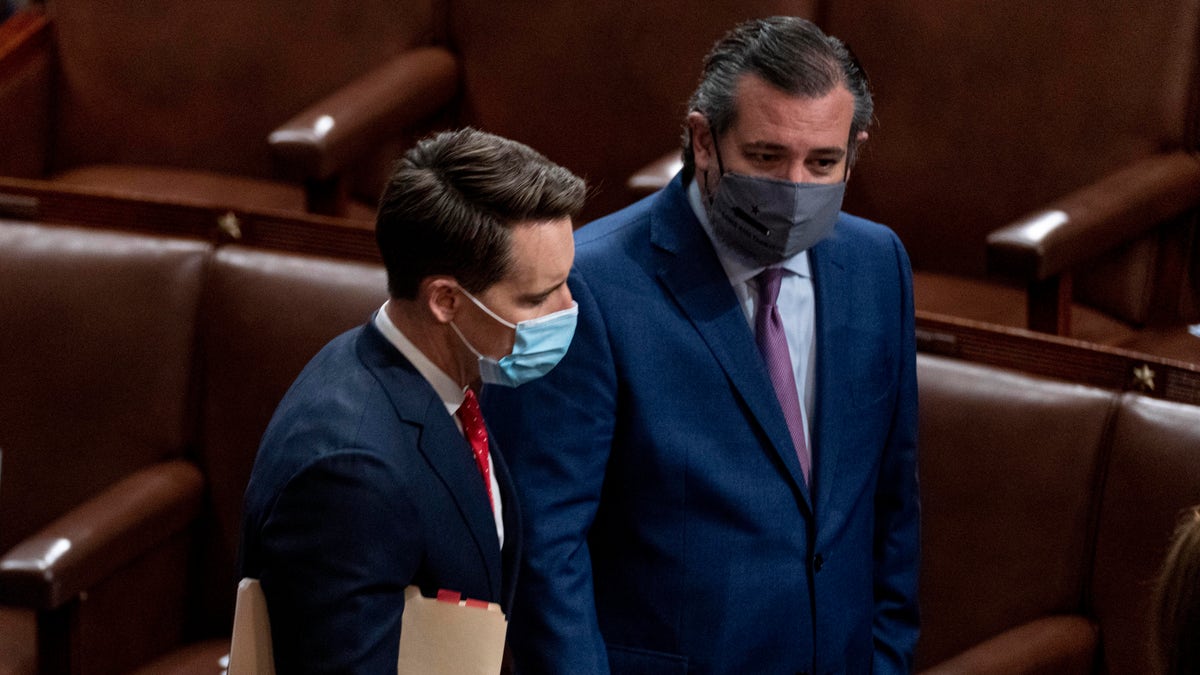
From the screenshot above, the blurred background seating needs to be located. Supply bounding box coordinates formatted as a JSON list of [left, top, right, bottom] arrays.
[[0, 0, 455, 218], [828, 2, 1200, 361], [0, 223, 211, 675]]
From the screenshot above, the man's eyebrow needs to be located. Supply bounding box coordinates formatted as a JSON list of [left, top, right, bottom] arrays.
[[519, 279, 566, 304], [741, 141, 788, 151], [739, 142, 847, 158], [809, 146, 847, 158]]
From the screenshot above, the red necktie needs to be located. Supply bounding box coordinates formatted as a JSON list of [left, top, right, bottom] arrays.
[[458, 388, 494, 511], [755, 267, 812, 486]]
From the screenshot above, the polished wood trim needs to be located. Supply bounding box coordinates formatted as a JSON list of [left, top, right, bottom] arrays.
[[1027, 272, 1072, 335], [0, 176, 380, 262], [917, 310, 1200, 405]]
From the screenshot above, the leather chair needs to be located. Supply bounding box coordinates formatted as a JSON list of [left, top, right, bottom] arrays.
[[826, 2, 1200, 357], [0, 1, 455, 218], [913, 354, 1200, 674], [125, 246, 388, 674], [0, 223, 211, 675], [1090, 394, 1200, 673], [627, 2, 1200, 362], [0, 223, 385, 675], [913, 355, 1111, 671]]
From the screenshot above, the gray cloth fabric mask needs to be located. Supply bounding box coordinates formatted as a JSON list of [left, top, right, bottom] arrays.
[[709, 172, 845, 265]]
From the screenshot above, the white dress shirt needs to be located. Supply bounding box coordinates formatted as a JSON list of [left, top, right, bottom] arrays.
[[687, 180, 816, 453], [374, 303, 504, 548]]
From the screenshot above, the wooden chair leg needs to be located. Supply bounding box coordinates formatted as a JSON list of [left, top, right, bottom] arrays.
[[1028, 273, 1072, 336], [38, 601, 80, 675], [303, 175, 348, 217]]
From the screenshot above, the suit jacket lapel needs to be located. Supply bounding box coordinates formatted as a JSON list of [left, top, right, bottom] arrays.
[[418, 400, 504, 598], [809, 238, 848, 522], [357, 323, 504, 600], [489, 432, 521, 611], [650, 176, 813, 513]]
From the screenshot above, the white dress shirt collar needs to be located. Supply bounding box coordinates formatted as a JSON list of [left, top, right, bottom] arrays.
[[374, 301, 465, 417]]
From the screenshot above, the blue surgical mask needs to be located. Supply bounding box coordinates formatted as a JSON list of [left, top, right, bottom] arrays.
[[450, 289, 578, 387]]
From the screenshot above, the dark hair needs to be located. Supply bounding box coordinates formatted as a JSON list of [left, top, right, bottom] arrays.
[[376, 127, 586, 299], [681, 16, 874, 181], [1154, 507, 1200, 675]]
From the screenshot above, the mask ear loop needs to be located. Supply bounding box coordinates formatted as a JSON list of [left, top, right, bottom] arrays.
[[458, 286, 517, 330], [701, 118, 727, 207], [710, 124, 727, 176], [449, 321, 487, 360], [842, 129, 854, 183]]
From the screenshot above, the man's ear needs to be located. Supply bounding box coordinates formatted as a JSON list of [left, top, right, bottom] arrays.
[[846, 130, 870, 180], [421, 276, 461, 324], [687, 111, 716, 174]]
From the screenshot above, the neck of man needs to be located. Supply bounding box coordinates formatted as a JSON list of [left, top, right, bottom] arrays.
[[385, 300, 479, 389]]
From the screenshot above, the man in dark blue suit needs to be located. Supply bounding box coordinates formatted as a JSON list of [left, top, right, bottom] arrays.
[[239, 128, 586, 673], [485, 17, 920, 675]]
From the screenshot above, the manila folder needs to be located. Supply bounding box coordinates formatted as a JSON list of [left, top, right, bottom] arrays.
[[397, 585, 507, 675]]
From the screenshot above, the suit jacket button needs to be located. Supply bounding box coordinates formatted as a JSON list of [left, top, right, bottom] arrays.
[[813, 553, 824, 572]]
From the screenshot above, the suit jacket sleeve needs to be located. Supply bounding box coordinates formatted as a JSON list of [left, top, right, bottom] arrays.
[[871, 232, 922, 674], [258, 450, 422, 674], [484, 269, 616, 675]]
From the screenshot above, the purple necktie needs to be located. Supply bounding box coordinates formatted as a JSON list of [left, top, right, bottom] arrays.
[[754, 267, 811, 486]]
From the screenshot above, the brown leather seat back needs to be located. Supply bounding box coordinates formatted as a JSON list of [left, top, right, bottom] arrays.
[[193, 246, 386, 634], [0, 222, 209, 554], [914, 354, 1115, 668], [448, 0, 818, 220], [45, 0, 437, 180], [1091, 395, 1200, 675], [824, 2, 1200, 324]]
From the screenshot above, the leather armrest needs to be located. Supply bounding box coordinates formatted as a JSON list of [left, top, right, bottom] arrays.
[[0, 459, 204, 610], [919, 615, 1098, 675], [987, 151, 1200, 282], [627, 150, 683, 197], [269, 46, 459, 182]]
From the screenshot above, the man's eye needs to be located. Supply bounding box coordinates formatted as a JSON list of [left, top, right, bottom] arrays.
[[748, 152, 780, 163]]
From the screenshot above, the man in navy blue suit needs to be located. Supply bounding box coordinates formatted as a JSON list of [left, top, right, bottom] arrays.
[[485, 17, 920, 675], [239, 128, 586, 673]]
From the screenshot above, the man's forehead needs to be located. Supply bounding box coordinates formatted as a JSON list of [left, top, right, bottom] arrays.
[[729, 76, 854, 142]]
